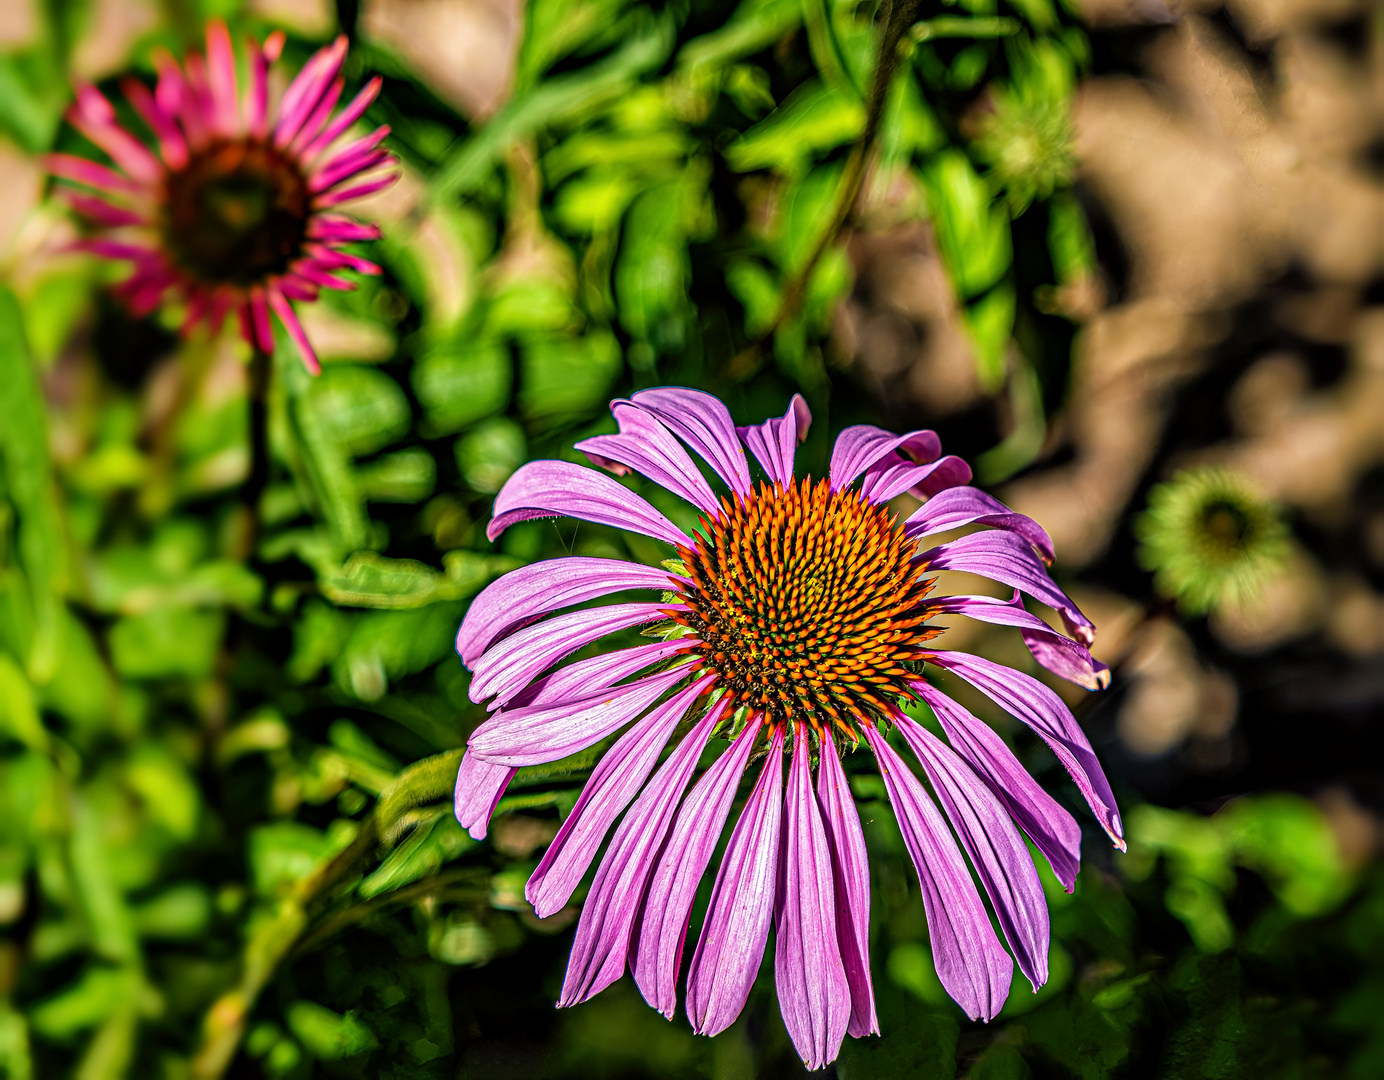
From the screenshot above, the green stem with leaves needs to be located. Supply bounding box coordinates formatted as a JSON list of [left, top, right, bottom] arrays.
[[189, 749, 464, 1079], [725, 0, 923, 381]]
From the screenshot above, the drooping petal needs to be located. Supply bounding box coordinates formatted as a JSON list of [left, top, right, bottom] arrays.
[[626, 387, 753, 496], [911, 681, 1082, 891], [686, 726, 785, 1036], [559, 697, 728, 1006], [305, 215, 381, 243], [248, 286, 274, 353], [453, 752, 514, 841], [68, 85, 165, 185], [923, 651, 1124, 850], [859, 455, 971, 505], [893, 709, 1050, 991], [487, 460, 692, 548], [904, 485, 1055, 564], [469, 651, 690, 761], [633, 716, 762, 1018], [514, 638, 693, 711], [576, 403, 722, 517], [736, 394, 810, 488], [527, 675, 716, 917], [931, 593, 1109, 691], [266, 282, 320, 375], [457, 556, 675, 666], [57, 190, 147, 227], [862, 724, 1013, 1022], [43, 153, 144, 196], [916, 531, 1095, 646], [468, 601, 669, 707], [119, 77, 188, 170], [816, 737, 877, 1037], [775, 723, 850, 1070], [828, 425, 941, 492]]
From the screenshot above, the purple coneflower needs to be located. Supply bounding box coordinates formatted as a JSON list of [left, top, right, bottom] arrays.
[[454, 389, 1122, 1068], [46, 22, 396, 374]]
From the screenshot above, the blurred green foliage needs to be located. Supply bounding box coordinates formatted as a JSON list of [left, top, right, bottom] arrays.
[[0, 0, 1380, 1077]]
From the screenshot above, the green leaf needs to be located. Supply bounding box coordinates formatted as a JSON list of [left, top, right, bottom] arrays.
[[355, 449, 436, 504], [1048, 193, 1096, 284], [320, 551, 509, 609], [331, 602, 467, 701], [29, 968, 140, 1041], [434, 18, 675, 201], [837, 1008, 959, 1079], [412, 341, 512, 437], [963, 283, 1016, 392], [248, 822, 351, 899], [0, 287, 69, 684], [132, 884, 212, 940], [306, 366, 412, 458], [727, 80, 865, 175], [359, 808, 475, 900], [455, 417, 528, 493], [107, 608, 226, 681], [924, 150, 1013, 297], [677, 0, 802, 78], [0, 653, 48, 752], [285, 1001, 377, 1060], [517, 335, 620, 420]]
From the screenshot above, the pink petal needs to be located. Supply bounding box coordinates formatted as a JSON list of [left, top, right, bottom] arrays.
[[68, 85, 164, 185], [244, 36, 271, 138], [576, 402, 723, 517], [931, 592, 1110, 691], [912, 681, 1082, 891], [858, 454, 971, 505], [312, 172, 399, 208], [558, 698, 727, 1006], [119, 77, 188, 170], [775, 723, 850, 1070], [736, 394, 810, 488], [467, 664, 695, 766], [309, 148, 392, 194], [58, 190, 146, 227], [686, 725, 785, 1036], [922, 651, 1124, 849], [829, 425, 942, 492], [275, 35, 349, 149], [862, 724, 1013, 1021], [153, 49, 207, 150], [816, 737, 878, 1037], [625, 388, 753, 497], [526, 675, 716, 917], [299, 76, 384, 164], [266, 282, 320, 375], [893, 709, 1050, 991], [204, 21, 239, 136], [905, 485, 1055, 564], [632, 716, 763, 1018], [248, 286, 274, 353], [454, 753, 515, 841], [513, 638, 694, 711], [917, 530, 1095, 646], [44, 153, 144, 195], [305, 215, 381, 243], [468, 600, 672, 707], [457, 556, 675, 666], [487, 460, 692, 548]]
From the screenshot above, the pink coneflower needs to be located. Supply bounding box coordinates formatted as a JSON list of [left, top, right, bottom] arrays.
[[45, 22, 396, 374], [454, 389, 1122, 1068]]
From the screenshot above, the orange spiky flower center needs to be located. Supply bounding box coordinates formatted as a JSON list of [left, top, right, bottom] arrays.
[[671, 478, 937, 735]]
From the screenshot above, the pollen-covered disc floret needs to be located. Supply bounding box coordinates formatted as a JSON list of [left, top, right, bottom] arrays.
[[674, 478, 934, 728]]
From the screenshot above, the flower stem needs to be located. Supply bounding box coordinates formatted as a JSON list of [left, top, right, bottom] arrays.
[[724, 0, 923, 381], [188, 749, 464, 1079]]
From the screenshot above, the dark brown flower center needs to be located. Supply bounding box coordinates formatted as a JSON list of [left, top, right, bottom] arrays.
[[672, 478, 936, 733], [161, 139, 309, 285]]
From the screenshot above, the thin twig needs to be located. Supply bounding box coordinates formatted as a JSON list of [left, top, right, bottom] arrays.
[[724, 0, 923, 382]]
